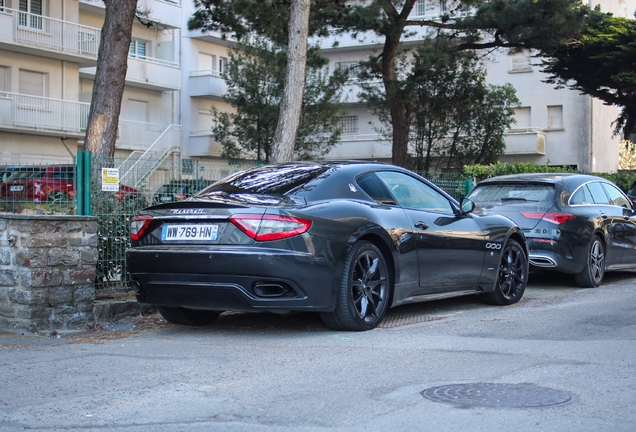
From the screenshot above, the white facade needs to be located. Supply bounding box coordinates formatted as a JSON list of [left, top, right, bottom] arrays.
[[0, 0, 181, 165], [1, 0, 634, 174]]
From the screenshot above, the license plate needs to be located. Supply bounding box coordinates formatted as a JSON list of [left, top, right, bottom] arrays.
[[161, 224, 219, 241], [10, 185, 24, 192], [160, 196, 173, 201]]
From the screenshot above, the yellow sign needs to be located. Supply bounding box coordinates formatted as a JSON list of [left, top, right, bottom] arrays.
[[102, 168, 120, 192]]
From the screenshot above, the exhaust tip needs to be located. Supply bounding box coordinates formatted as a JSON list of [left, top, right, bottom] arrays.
[[253, 282, 295, 298]]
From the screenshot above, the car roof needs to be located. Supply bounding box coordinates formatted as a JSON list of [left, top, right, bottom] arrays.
[[477, 173, 608, 186]]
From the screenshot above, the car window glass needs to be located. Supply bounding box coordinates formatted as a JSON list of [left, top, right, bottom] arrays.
[[356, 173, 396, 205], [602, 183, 631, 208], [586, 182, 610, 204], [199, 164, 328, 195], [570, 184, 593, 205], [469, 183, 554, 204], [376, 171, 453, 213], [51, 169, 74, 180]]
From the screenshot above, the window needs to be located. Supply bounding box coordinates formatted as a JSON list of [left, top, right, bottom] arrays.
[[219, 57, 228, 74], [376, 171, 453, 213], [19, 69, 45, 96], [197, 109, 214, 132], [510, 51, 532, 72], [416, 0, 444, 16], [602, 183, 631, 208], [357, 173, 396, 205], [587, 182, 610, 205], [336, 61, 359, 74], [129, 39, 146, 60], [198, 53, 216, 74], [513, 107, 531, 129], [337, 116, 358, 134], [570, 185, 593, 206], [0, 67, 8, 92], [18, 0, 43, 29], [127, 99, 147, 123], [547, 105, 563, 130]]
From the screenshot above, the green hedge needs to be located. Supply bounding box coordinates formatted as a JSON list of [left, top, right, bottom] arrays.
[[463, 162, 636, 193]]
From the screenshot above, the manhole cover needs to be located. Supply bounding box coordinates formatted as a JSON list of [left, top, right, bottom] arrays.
[[379, 313, 446, 328], [421, 383, 575, 408]]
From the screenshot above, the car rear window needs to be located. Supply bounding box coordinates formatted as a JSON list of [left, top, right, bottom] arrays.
[[469, 183, 555, 205], [196, 164, 328, 196]]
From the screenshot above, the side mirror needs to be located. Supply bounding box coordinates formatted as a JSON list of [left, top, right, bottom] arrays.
[[461, 198, 475, 214]]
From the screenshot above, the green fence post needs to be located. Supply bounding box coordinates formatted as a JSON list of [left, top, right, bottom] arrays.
[[464, 178, 473, 198], [83, 151, 92, 216], [77, 151, 85, 215]]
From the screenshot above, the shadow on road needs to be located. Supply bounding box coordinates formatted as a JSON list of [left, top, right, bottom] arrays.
[[59, 269, 636, 340]]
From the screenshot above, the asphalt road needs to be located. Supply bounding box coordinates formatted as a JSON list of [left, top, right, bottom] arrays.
[[1, 270, 636, 432]]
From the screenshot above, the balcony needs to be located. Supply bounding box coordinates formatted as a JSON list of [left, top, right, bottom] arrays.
[[0, 92, 89, 137], [80, 0, 181, 29], [504, 128, 546, 155], [80, 55, 181, 91], [187, 29, 231, 47], [326, 133, 392, 160], [137, 0, 182, 29], [0, 92, 176, 150], [189, 71, 227, 99], [0, 8, 100, 66], [188, 131, 224, 157]]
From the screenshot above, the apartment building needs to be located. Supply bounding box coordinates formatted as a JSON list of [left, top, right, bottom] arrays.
[[0, 0, 181, 167], [317, 0, 635, 173], [1, 0, 634, 174]]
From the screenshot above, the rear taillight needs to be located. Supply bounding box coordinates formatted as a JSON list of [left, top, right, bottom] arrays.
[[230, 214, 312, 241], [130, 215, 153, 241], [521, 212, 575, 225], [176, 194, 186, 200]]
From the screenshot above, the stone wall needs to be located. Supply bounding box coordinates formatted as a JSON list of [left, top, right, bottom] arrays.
[[0, 214, 99, 331]]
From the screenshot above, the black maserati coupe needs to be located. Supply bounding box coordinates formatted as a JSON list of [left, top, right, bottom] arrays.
[[468, 173, 636, 287], [127, 162, 528, 331]]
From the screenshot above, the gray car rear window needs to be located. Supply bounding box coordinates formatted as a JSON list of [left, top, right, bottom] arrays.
[[469, 183, 555, 204]]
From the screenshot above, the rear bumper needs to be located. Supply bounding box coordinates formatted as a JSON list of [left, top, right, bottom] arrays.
[[526, 235, 586, 274], [126, 246, 339, 312]]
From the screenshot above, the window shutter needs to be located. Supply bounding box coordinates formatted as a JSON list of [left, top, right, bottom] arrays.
[[19, 70, 45, 96]]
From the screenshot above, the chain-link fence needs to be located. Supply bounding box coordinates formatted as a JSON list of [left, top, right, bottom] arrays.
[[1, 156, 471, 293], [90, 154, 259, 292], [0, 163, 77, 214]]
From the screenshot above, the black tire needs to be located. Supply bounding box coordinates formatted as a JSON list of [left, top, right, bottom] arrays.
[[157, 306, 221, 326], [483, 239, 528, 305], [574, 235, 605, 287], [320, 241, 390, 331]]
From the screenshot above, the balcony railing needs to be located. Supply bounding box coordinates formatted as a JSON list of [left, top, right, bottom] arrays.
[[0, 7, 101, 57], [189, 71, 228, 98], [504, 128, 546, 155], [0, 92, 177, 152], [0, 92, 90, 135]]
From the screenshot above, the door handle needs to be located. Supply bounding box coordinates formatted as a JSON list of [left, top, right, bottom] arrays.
[[415, 221, 429, 230]]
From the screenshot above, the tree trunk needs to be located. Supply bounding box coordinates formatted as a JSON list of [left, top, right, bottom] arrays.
[[378, 0, 416, 169], [270, 0, 310, 163], [84, 0, 137, 163]]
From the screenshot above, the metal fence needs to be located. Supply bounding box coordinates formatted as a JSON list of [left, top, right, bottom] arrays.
[[1, 156, 470, 292]]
